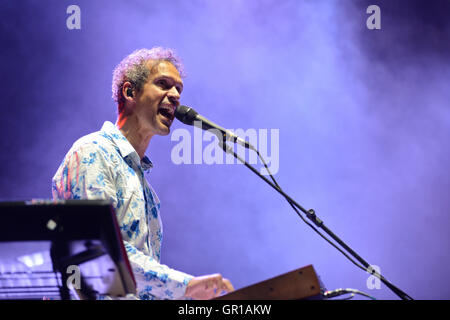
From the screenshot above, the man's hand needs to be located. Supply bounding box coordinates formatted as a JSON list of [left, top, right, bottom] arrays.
[[184, 274, 234, 300]]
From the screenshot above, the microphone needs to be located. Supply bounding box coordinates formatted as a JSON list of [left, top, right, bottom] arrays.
[[175, 105, 255, 150]]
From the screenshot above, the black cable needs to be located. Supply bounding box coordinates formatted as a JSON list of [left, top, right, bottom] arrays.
[[324, 288, 377, 300], [255, 148, 413, 300], [221, 141, 413, 300], [254, 149, 368, 273]]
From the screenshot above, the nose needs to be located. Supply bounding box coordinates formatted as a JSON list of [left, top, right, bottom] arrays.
[[167, 86, 180, 106]]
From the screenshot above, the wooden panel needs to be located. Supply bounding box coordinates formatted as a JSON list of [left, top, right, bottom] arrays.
[[215, 265, 322, 300]]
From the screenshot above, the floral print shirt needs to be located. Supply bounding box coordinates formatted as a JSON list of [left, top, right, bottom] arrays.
[[52, 121, 193, 299]]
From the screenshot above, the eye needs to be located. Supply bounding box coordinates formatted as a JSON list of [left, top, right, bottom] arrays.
[[156, 78, 182, 93], [157, 79, 168, 87]]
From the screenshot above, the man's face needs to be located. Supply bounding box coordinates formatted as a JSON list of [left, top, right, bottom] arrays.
[[133, 60, 183, 136]]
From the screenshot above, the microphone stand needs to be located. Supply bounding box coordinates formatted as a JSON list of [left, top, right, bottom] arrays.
[[218, 141, 413, 300]]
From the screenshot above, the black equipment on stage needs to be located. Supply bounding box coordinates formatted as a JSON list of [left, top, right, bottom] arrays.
[[0, 199, 136, 300]]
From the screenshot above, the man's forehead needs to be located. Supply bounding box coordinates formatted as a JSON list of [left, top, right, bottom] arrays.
[[146, 60, 182, 82]]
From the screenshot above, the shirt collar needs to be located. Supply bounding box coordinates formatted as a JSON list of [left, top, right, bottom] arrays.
[[100, 121, 154, 171], [141, 156, 153, 172]]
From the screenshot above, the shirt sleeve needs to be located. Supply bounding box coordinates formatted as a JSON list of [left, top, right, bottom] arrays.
[[123, 240, 193, 300], [52, 142, 194, 300]]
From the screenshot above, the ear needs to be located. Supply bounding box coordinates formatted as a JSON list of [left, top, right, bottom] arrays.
[[119, 82, 136, 115], [122, 81, 135, 102]]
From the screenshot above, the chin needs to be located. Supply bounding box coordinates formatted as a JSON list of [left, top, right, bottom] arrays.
[[158, 126, 171, 136]]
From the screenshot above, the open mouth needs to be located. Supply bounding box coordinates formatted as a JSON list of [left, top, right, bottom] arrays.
[[158, 105, 175, 123]]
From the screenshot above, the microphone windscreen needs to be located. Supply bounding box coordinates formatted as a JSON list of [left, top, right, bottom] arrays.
[[175, 105, 198, 125]]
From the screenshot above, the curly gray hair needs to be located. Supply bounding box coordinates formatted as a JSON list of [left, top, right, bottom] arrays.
[[112, 47, 185, 112]]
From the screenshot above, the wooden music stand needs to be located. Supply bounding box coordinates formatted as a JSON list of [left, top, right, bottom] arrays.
[[215, 265, 324, 300]]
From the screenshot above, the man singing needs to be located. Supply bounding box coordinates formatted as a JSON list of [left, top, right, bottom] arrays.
[[52, 47, 234, 300]]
